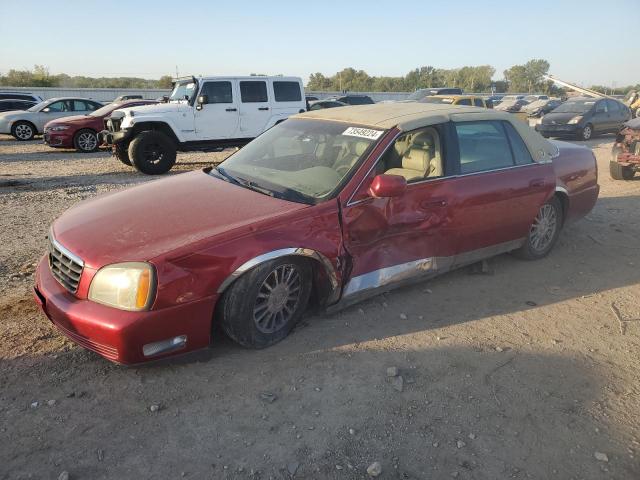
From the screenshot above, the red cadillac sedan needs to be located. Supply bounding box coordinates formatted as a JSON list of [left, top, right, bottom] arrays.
[[43, 99, 157, 152], [34, 103, 599, 364]]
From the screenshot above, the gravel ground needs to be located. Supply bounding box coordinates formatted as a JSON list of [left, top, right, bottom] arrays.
[[0, 134, 639, 480]]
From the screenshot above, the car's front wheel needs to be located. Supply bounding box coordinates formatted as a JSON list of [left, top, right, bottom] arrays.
[[129, 131, 177, 175], [516, 197, 563, 260], [218, 257, 312, 348], [579, 123, 593, 141], [73, 129, 99, 152], [114, 142, 132, 166], [11, 121, 35, 141]]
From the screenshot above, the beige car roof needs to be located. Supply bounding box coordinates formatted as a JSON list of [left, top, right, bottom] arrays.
[[295, 103, 558, 162]]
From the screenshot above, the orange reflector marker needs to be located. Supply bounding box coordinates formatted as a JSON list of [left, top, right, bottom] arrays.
[[136, 269, 151, 309]]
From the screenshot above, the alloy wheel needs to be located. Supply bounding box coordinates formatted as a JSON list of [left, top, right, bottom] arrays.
[[529, 204, 558, 253], [77, 132, 97, 151], [582, 125, 592, 140], [253, 264, 302, 334], [15, 124, 33, 140]]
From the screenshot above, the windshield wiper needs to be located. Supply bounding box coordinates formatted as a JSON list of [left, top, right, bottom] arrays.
[[215, 167, 274, 197]]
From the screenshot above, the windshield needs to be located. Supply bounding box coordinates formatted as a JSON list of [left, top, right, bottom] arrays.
[[553, 101, 594, 113], [27, 100, 49, 112], [214, 119, 383, 202], [406, 90, 430, 101], [169, 81, 197, 102], [90, 102, 120, 117], [523, 99, 547, 110], [420, 97, 454, 104]]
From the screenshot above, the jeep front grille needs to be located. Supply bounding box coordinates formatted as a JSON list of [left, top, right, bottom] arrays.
[[48, 236, 84, 293]]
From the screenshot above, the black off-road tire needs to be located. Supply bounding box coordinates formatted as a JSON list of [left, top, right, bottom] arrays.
[[515, 196, 563, 261], [73, 129, 99, 152], [218, 257, 312, 349], [114, 142, 132, 165], [609, 160, 635, 180], [128, 130, 177, 175], [11, 121, 36, 141]]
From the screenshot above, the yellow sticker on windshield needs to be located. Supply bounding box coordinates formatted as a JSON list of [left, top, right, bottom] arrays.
[[342, 127, 384, 140]]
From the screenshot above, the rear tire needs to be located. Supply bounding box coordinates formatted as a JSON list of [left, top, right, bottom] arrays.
[[609, 160, 635, 180], [11, 121, 35, 141], [73, 129, 98, 152], [114, 142, 132, 166], [129, 130, 177, 175], [516, 196, 563, 260], [218, 257, 312, 349]]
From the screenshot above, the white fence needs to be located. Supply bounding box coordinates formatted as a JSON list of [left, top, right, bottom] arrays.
[[0, 86, 412, 103]]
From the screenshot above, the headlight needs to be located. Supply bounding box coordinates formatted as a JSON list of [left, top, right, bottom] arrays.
[[48, 125, 71, 131], [568, 116, 583, 124], [88, 262, 155, 311]]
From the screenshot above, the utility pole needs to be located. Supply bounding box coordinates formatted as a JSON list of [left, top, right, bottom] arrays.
[[175, 65, 179, 79]]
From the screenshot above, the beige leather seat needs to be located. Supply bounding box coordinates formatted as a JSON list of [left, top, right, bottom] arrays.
[[333, 140, 369, 172], [385, 129, 442, 181]]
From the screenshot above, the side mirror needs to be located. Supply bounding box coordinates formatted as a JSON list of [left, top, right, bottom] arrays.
[[368, 174, 407, 198], [196, 95, 207, 111]]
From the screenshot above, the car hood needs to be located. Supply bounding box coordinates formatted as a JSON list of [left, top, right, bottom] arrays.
[[111, 102, 191, 118], [51, 170, 310, 268], [45, 114, 94, 126], [542, 112, 584, 124], [0, 110, 34, 122]]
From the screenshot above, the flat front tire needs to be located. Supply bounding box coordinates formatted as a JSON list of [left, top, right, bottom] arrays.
[[218, 258, 312, 349], [516, 196, 563, 260], [129, 130, 177, 175]]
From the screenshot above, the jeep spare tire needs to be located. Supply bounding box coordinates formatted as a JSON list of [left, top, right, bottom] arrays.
[[128, 130, 177, 175]]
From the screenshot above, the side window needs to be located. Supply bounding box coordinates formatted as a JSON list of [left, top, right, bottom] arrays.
[[46, 101, 69, 112], [595, 101, 607, 113], [455, 121, 514, 174], [200, 81, 233, 103], [503, 121, 533, 165], [377, 126, 444, 183], [457, 99, 472, 106], [240, 81, 268, 103], [73, 100, 90, 111], [273, 81, 302, 102], [607, 100, 620, 112], [473, 98, 484, 107]]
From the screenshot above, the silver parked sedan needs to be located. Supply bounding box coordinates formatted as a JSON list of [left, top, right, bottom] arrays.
[[0, 97, 103, 140]]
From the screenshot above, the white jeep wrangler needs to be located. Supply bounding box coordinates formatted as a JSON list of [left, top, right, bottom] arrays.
[[100, 76, 306, 174]]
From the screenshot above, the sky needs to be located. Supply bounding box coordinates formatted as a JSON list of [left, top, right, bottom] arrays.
[[1, 0, 638, 87]]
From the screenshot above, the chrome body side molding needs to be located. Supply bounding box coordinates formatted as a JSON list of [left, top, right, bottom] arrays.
[[330, 238, 525, 312], [217, 248, 339, 299]]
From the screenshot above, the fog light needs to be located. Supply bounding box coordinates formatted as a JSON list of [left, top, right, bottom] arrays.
[[143, 335, 187, 357]]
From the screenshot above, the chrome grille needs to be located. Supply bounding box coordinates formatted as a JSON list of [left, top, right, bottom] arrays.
[[48, 237, 84, 293]]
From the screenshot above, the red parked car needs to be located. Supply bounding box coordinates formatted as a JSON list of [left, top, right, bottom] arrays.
[[43, 99, 157, 152], [33, 103, 599, 364]]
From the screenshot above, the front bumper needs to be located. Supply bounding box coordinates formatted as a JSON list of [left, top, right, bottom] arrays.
[[33, 256, 216, 364], [44, 130, 74, 148], [98, 128, 132, 146], [535, 123, 581, 137]]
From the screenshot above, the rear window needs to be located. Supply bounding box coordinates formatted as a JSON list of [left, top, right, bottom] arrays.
[[273, 81, 302, 102], [240, 81, 268, 103]]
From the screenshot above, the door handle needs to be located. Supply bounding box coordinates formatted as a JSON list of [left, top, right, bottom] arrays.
[[421, 198, 448, 208], [258, 107, 269, 111], [529, 179, 544, 187], [225, 108, 237, 112]]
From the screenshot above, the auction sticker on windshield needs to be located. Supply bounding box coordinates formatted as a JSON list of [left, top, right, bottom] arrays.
[[342, 127, 384, 140]]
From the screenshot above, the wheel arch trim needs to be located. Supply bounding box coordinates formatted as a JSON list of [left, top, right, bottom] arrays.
[[216, 247, 339, 296]]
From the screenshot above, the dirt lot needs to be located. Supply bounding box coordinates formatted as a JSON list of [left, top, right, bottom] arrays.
[[1, 134, 639, 480]]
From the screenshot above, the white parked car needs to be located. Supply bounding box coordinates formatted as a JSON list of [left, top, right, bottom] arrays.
[[100, 75, 306, 174], [0, 97, 103, 140]]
